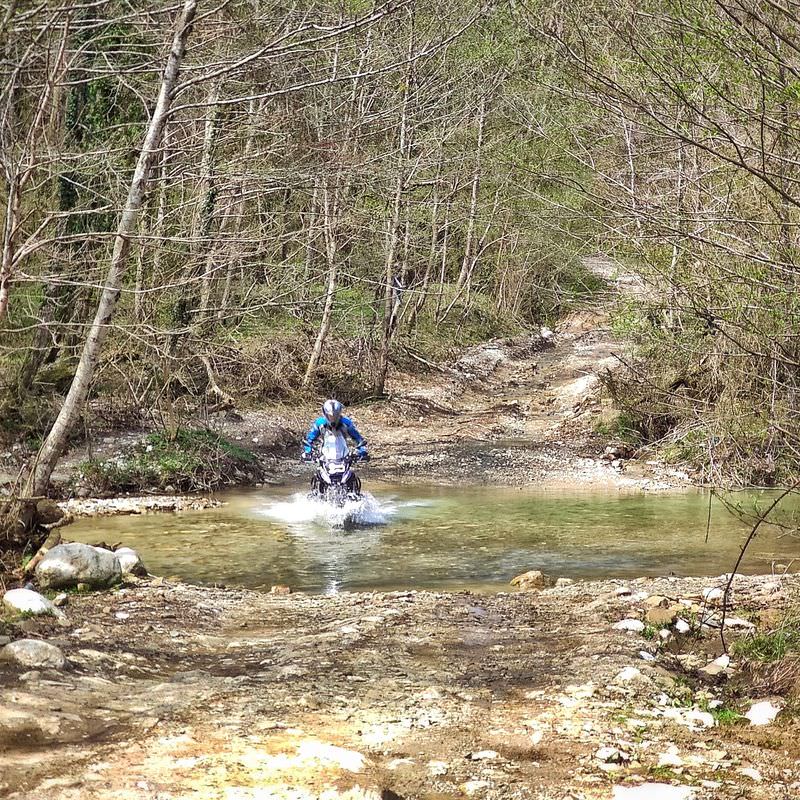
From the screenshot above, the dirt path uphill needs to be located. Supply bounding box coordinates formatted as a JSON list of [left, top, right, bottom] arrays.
[[350, 257, 669, 488]]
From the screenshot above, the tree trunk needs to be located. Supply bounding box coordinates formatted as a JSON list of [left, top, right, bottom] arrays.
[[454, 96, 486, 293], [302, 180, 340, 387], [26, 0, 198, 496], [374, 20, 414, 396]]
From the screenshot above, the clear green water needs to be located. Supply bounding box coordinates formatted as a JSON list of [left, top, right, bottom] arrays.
[[67, 483, 800, 594]]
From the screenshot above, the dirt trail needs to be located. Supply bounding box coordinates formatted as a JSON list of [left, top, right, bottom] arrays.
[[349, 256, 669, 488], [3, 574, 798, 800]]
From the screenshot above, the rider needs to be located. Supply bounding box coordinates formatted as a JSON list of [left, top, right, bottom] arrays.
[[302, 399, 369, 462]]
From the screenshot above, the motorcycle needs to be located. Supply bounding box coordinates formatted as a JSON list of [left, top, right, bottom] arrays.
[[306, 428, 364, 507]]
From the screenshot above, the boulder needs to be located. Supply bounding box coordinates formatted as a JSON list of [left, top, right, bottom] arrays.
[[2, 588, 58, 617], [644, 595, 669, 608], [646, 606, 680, 626], [35, 543, 122, 589], [114, 546, 147, 576], [0, 639, 66, 670], [510, 570, 550, 590]]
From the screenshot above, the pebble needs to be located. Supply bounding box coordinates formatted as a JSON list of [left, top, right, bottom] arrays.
[[674, 619, 691, 634]]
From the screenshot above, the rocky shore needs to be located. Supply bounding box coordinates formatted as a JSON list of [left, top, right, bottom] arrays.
[[2, 557, 799, 799]]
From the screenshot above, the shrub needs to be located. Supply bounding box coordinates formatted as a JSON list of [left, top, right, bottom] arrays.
[[74, 428, 263, 493]]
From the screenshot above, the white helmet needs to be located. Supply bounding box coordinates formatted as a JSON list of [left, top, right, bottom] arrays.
[[322, 398, 343, 425]]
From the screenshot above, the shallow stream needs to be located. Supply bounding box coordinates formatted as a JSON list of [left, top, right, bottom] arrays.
[[66, 482, 800, 594]]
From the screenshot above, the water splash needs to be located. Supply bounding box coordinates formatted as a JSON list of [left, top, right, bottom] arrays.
[[260, 491, 393, 530]]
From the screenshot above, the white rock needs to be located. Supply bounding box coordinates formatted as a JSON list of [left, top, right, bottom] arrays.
[[595, 746, 628, 763], [35, 543, 122, 589], [468, 750, 499, 761], [738, 767, 762, 782], [613, 619, 645, 633], [0, 639, 66, 670], [745, 700, 782, 726], [114, 547, 147, 576], [3, 588, 57, 617], [462, 781, 491, 795], [639, 651, 656, 662], [662, 707, 714, 730], [658, 752, 684, 768], [615, 666, 643, 683], [723, 616, 755, 630], [674, 619, 691, 634], [683, 709, 715, 729], [555, 578, 573, 588], [702, 587, 724, 604], [427, 760, 448, 776], [613, 785, 695, 800], [699, 654, 731, 677], [615, 586, 633, 596], [540, 326, 554, 340], [387, 758, 414, 771]]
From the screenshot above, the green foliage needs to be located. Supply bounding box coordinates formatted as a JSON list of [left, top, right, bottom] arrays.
[[594, 412, 643, 445], [641, 623, 658, 640], [711, 707, 743, 726], [732, 622, 800, 663], [75, 429, 261, 493]]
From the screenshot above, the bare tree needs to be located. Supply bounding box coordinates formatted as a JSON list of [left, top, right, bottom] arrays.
[[27, 0, 199, 495]]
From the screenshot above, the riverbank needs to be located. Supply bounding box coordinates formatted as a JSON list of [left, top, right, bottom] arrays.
[[2, 571, 799, 799]]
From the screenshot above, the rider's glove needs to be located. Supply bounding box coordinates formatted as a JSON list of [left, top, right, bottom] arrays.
[[301, 450, 313, 462], [356, 447, 370, 462]]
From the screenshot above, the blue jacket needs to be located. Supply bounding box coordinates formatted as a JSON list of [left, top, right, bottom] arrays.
[[303, 416, 366, 455]]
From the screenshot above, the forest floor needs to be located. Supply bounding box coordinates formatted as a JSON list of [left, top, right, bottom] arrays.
[[2, 573, 799, 800]]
